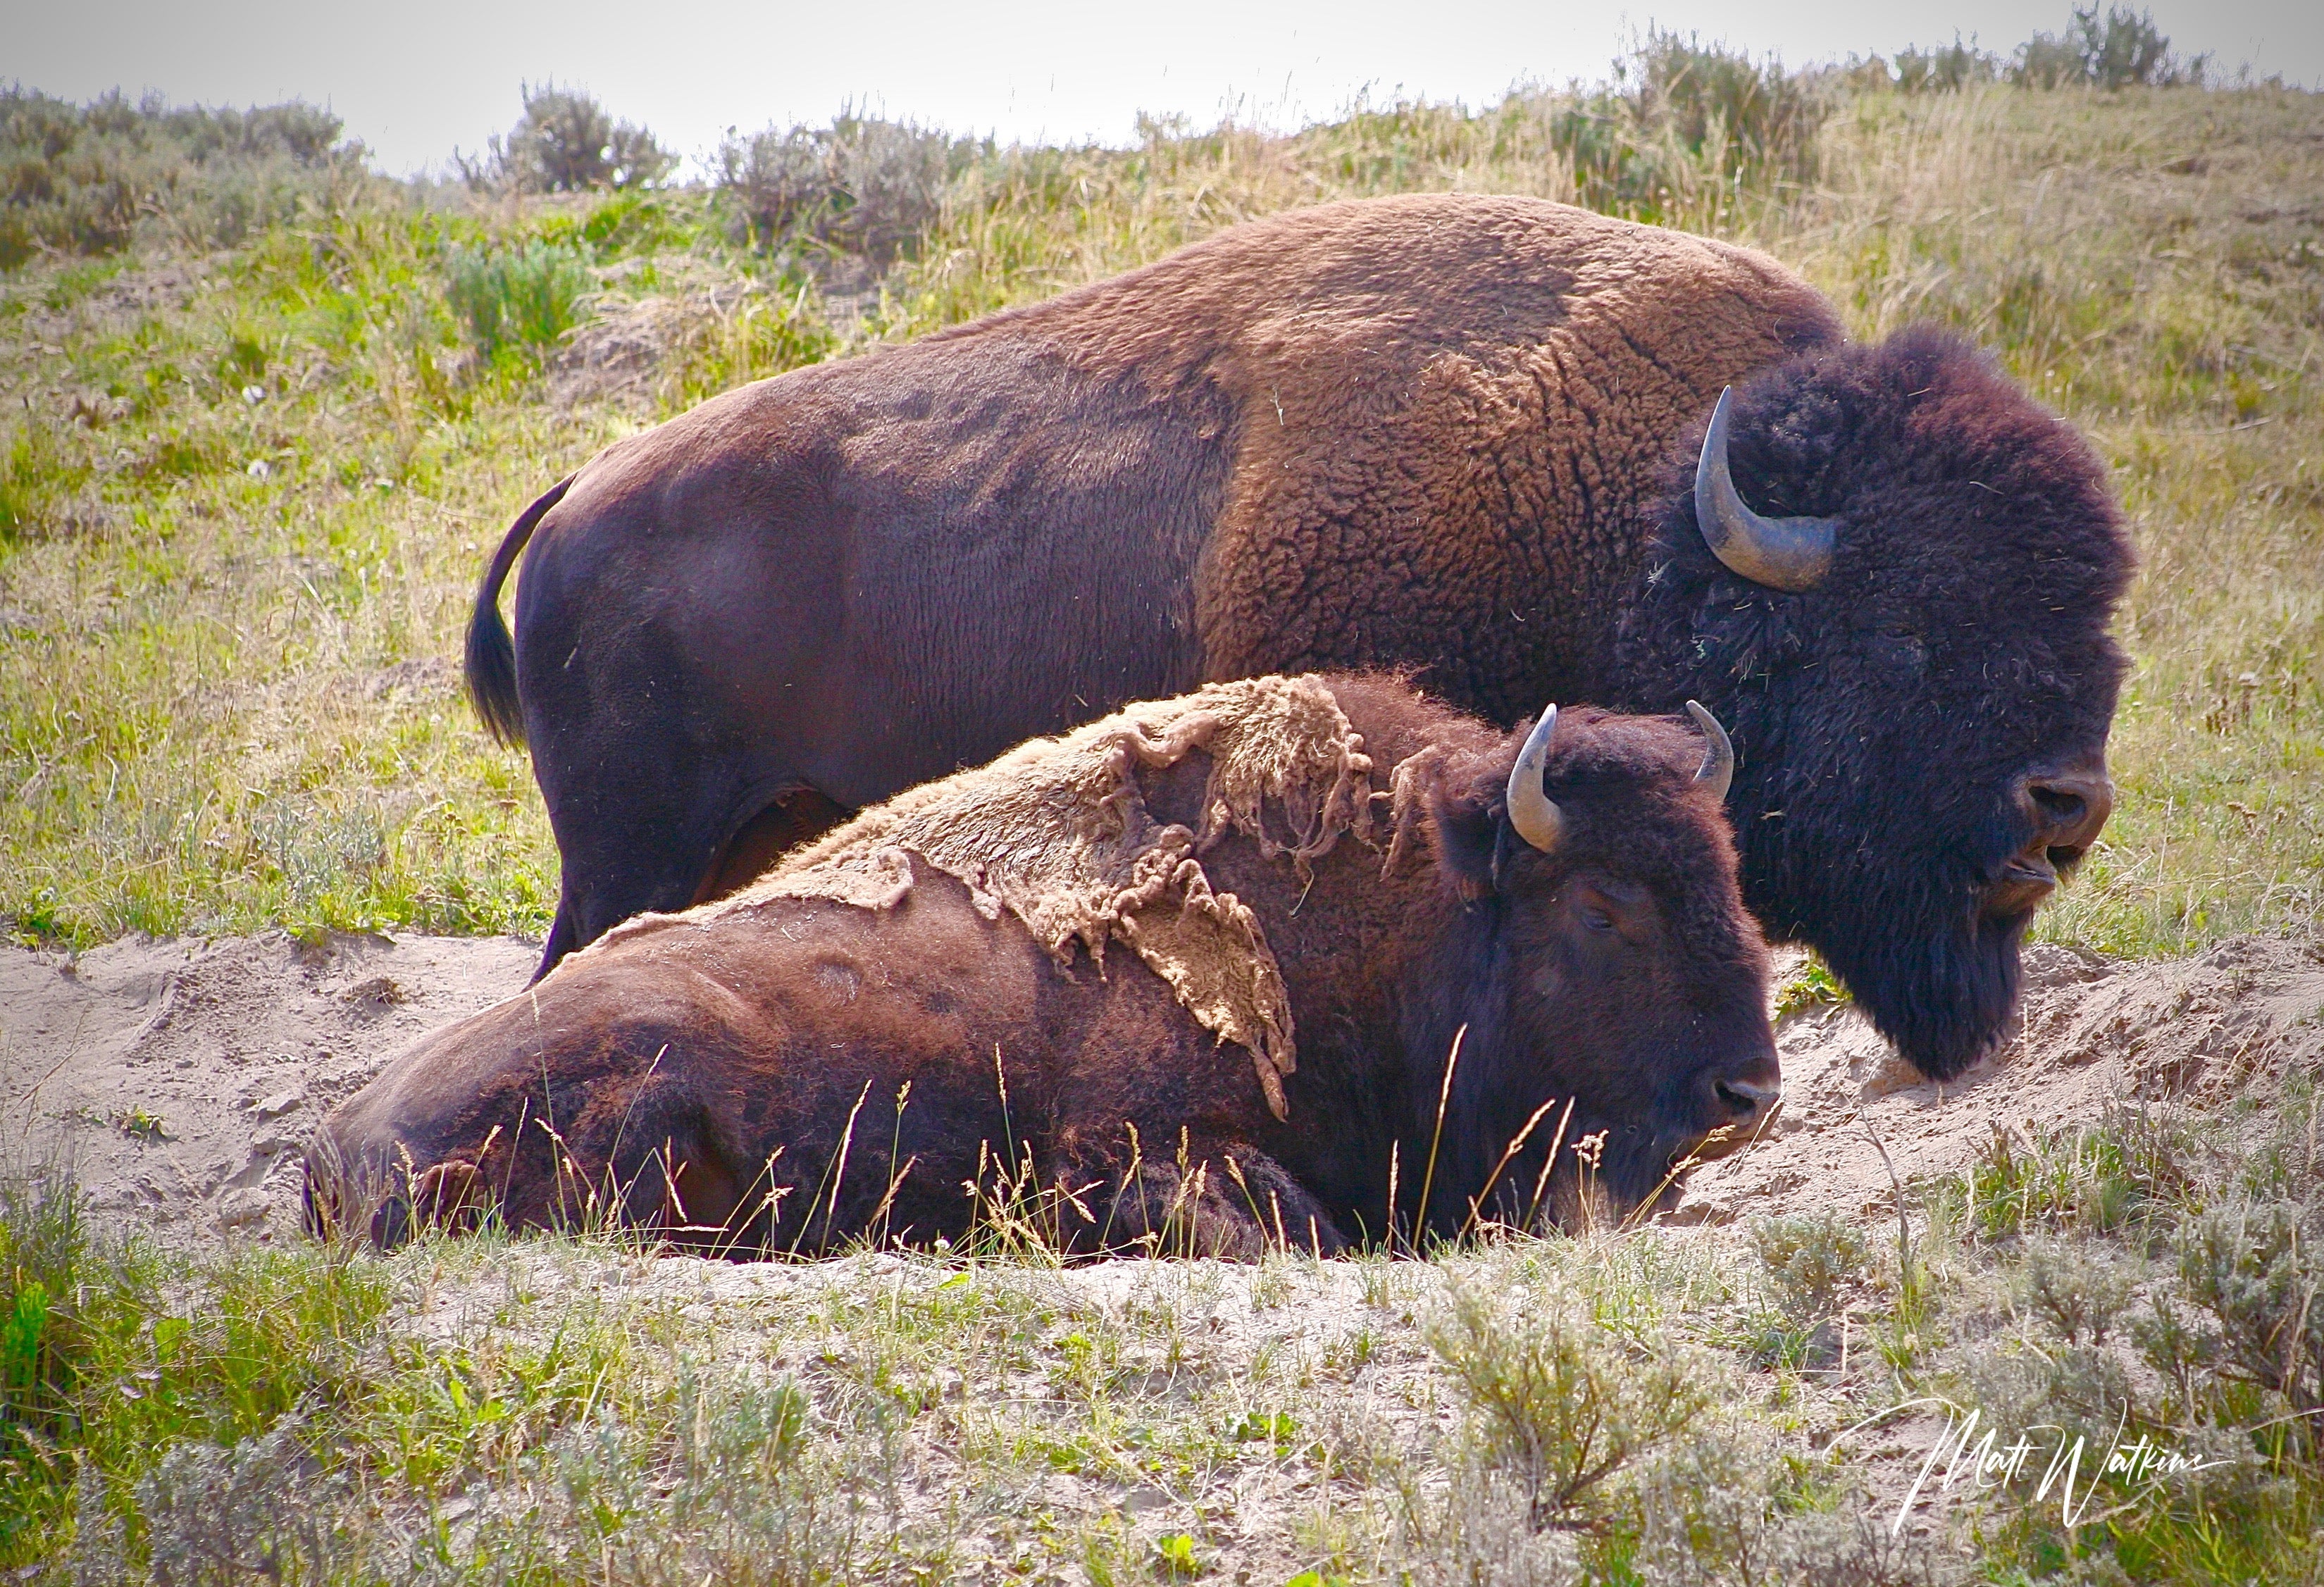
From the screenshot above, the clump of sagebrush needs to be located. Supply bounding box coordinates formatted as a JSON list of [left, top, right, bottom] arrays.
[[456, 81, 676, 194], [0, 87, 371, 266], [1754, 1209, 1873, 1321], [716, 113, 975, 265], [1832, 35, 2006, 96], [436, 1373, 936, 1583], [1398, 1240, 1964, 1586], [1424, 1277, 1712, 1526], [2013, 3, 2208, 89], [1891, 36, 2005, 93]]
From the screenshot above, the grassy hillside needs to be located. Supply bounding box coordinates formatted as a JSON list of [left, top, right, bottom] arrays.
[[1, 82, 2318, 959]]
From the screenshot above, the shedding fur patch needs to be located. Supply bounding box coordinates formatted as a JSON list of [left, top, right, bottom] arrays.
[[721, 675, 1378, 1120]]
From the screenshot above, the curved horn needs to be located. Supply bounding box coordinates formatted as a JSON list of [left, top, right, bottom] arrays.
[[1684, 700, 1734, 807], [1505, 704, 1565, 854], [1694, 387, 1839, 593]]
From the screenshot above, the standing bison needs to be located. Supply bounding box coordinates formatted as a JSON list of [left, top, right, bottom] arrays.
[[470, 193, 2130, 1080], [310, 676, 1778, 1254]]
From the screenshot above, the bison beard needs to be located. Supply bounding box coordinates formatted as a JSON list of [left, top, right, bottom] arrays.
[[466, 196, 2130, 1082], [308, 676, 1780, 1255]]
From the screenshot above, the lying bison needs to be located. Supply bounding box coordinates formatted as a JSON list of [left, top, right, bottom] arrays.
[[470, 194, 2130, 1080], [310, 676, 1779, 1255]]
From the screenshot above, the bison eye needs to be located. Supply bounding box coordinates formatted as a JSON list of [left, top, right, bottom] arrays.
[[1581, 904, 1615, 933]]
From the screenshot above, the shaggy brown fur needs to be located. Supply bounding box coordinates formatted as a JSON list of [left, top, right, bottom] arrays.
[[471, 194, 1834, 964], [940, 196, 1842, 711], [312, 676, 1779, 1257]]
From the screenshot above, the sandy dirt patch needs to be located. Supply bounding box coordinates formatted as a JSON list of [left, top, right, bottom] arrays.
[[4, 928, 2320, 1244], [0, 931, 535, 1240], [1687, 935, 2324, 1221]]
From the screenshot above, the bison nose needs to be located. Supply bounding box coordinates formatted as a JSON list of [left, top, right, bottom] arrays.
[[1714, 1075, 1780, 1128], [1698, 1055, 1782, 1158], [2018, 765, 2115, 856]]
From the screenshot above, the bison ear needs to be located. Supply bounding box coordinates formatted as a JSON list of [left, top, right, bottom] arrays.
[[1427, 782, 1510, 902]]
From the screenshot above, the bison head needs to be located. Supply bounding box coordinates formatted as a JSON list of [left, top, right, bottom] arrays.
[[1406, 702, 1779, 1228], [1612, 328, 2133, 1080]]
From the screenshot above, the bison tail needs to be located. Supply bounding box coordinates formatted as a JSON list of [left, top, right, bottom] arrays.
[[465, 475, 573, 749]]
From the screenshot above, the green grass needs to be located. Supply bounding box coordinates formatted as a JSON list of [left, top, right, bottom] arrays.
[[8, 1088, 2324, 1581], [443, 238, 593, 364], [1, 80, 2316, 956]]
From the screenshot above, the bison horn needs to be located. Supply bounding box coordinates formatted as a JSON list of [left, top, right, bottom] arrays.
[[1694, 387, 1838, 593], [1684, 700, 1734, 806], [1505, 704, 1565, 854]]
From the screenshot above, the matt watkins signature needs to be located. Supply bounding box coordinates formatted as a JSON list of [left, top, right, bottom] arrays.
[[1839, 1398, 2237, 1534]]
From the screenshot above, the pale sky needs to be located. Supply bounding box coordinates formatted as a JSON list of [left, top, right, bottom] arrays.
[[11, 0, 2320, 177]]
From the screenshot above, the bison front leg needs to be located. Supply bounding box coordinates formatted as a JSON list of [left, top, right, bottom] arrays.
[[1059, 1130, 1349, 1260]]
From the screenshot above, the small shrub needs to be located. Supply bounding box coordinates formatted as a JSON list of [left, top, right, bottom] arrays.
[[718, 115, 968, 263], [1891, 36, 2004, 93], [0, 87, 368, 266], [443, 239, 592, 363], [460, 82, 675, 194], [2165, 1195, 2324, 1455], [1962, 1337, 2138, 1448], [1548, 31, 1832, 225], [1427, 1281, 1710, 1526], [135, 1414, 354, 1586], [2009, 1235, 2137, 1345], [1716, 1505, 1961, 1587], [2014, 5, 2206, 89], [1752, 1210, 1870, 1319], [440, 1374, 914, 1582], [1405, 1469, 1582, 1586], [1632, 1420, 1786, 1583]]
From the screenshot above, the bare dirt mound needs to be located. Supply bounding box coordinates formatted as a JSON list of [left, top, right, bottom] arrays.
[[1686, 935, 2324, 1221], [0, 931, 535, 1241], [4, 929, 2319, 1243]]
